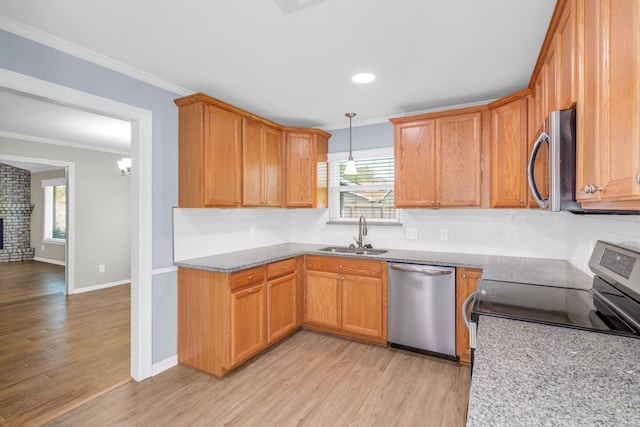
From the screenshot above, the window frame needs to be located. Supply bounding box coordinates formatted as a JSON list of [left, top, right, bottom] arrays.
[[327, 147, 400, 225], [42, 177, 67, 245]]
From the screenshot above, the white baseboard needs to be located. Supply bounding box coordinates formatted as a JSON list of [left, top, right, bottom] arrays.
[[33, 256, 66, 266], [152, 355, 178, 376], [72, 279, 131, 294]]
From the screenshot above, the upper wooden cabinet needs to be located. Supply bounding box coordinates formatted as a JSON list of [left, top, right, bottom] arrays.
[[175, 93, 331, 209], [558, 0, 576, 110], [176, 99, 243, 207], [489, 94, 529, 208], [391, 107, 484, 208], [575, 0, 640, 209], [243, 118, 283, 207], [283, 129, 329, 208]]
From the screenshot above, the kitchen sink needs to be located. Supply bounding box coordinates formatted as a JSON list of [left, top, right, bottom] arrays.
[[318, 246, 388, 255]]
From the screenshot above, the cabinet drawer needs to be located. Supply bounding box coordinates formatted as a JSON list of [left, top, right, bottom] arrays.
[[266, 258, 297, 279], [231, 266, 265, 291], [305, 255, 383, 278]]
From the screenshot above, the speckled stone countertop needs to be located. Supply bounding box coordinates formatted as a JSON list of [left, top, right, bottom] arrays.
[[174, 242, 593, 288], [467, 316, 640, 427]]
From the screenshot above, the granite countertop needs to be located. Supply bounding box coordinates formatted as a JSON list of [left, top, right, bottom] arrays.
[[174, 242, 593, 288], [467, 316, 640, 426]]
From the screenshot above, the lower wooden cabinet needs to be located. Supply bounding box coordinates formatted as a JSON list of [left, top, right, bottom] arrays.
[[178, 258, 299, 377], [304, 255, 387, 344], [455, 268, 482, 364], [231, 283, 265, 366], [267, 272, 297, 344]]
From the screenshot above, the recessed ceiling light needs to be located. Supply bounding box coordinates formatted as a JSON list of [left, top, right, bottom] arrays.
[[352, 73, 376, 84]]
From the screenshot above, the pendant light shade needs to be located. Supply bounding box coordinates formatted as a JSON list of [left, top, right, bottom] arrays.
[[344, 112, 358, 175]]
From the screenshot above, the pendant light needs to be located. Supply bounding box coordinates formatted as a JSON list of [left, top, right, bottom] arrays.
[[344, 112, 358, 175]]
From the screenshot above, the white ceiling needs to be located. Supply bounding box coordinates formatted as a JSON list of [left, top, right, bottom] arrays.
[[0, 0, 556, 132], [0, 89, 131, 154]]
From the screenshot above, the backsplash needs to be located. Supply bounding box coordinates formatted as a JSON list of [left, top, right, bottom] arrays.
[[173, 207, 640, 275]]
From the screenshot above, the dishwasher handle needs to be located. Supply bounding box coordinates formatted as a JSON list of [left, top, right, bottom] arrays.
[[461, 292, 475, 329], [389, 264, 452, 276]]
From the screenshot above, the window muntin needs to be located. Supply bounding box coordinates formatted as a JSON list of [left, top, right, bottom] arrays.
[[42, 178, 67, 243]]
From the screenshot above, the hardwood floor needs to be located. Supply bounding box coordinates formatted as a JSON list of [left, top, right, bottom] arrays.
[[0, 261, 131, 426], [48, 331, 471, 426]]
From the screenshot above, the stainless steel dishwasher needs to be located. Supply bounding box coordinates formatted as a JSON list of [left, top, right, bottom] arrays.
[[388, 263, 456, 359]]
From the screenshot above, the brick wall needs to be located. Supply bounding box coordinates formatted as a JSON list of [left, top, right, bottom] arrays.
[[0, 163, 35, 262]]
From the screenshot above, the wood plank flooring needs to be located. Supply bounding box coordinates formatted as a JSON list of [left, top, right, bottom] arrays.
[[48, 331, 471, 426], [0, 261, 131, 426]]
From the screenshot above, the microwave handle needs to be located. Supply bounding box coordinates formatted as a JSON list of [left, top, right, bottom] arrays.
[[528, 131, 549, 209]]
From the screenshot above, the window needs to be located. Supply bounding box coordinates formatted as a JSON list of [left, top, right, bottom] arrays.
[[329, 148, 398, 223], [42, 178, 67, 243]]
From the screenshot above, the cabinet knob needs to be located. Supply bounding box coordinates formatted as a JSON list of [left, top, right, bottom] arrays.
[[519, 200, 524, 204], [248, 289, 254, 294], [268, 283, 273, 288], [282, 266, 287, 270], [462, 273, 467, 279], [235, 200, 241, 204], [636, 172, 640, 185], [248, 276, 254, 280], [339, 264, 343, 268]]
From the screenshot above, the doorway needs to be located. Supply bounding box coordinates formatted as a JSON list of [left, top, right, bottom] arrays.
[[0, 68, 153, 380]]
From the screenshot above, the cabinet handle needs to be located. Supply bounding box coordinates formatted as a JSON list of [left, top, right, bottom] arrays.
[[235, 200, 241, 204], [339, 264, 343, 268], [248, 276, 254, 280], [282, 266, 287, 270], [636, 172, 640, 185], [519, 199, 524, 204], [268, 283, 273, 288], [436, 201, 441, 205], [248, 289, 254, 294], [462, 273, 467, 279], [583, 184, 603, 194]]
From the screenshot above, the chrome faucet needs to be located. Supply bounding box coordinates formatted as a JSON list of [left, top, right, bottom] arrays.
[[353, 215, 368, 248]]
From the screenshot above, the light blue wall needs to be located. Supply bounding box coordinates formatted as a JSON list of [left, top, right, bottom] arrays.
[[1, 29, 179, 364], [327, 121, 394, 153]]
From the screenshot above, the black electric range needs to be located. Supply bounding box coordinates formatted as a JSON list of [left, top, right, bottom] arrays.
[[470, 241, 640, 345]]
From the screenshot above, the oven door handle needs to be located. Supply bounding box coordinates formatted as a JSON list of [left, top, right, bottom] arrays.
[[462, 291, 475, 329]]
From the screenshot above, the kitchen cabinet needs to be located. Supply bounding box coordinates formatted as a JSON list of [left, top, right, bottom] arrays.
[[283, 129, 330, 208], [304, 255, 387, 344], [455, 268, 481, 365], [178, 259, 301, 377], [243, 118, 283, 207], [391, 107, 484, 208], [558, 0, 576, 110], [176, 98, 243, 207], [576, 0, 640, 209], [489, 94, 529, 208], [266, 258, 297, 343]]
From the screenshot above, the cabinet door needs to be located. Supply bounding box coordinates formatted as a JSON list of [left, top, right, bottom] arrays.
[[558, 0, 576, 109], [304, 270, 340, 328], [242, 118, 263, 207], [267, 273, 296, 344], [230, 283, 265, 366], [436, 113, 482, 207], [455, 268, 481, 365], [545, 36, 559, 114], [285, 132, 315, 207], [394, 120, 437, 207], [263, 126, 283, 206], [600, 0, 640, 202], [490, 97, 528, 208], [203, 104, 243, 207], [341, 274, 384, 339]]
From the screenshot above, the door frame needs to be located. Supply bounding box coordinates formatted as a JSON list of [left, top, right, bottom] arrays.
[[0, 67, 153, 381], [0, 155, 75, 291]]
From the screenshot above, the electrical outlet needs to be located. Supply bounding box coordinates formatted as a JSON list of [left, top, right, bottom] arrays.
[[99, 264, 105, 273], [439, 229, 448, 241], [405, 227, 418, 240], [249, 226, 256, 238]]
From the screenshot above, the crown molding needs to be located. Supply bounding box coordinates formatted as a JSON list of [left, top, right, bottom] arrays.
[[0, 130, 131, 155], [0, 16, 193, 97]]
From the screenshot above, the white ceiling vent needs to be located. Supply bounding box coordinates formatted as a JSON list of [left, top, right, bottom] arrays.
[[272, 0, 328, 14]]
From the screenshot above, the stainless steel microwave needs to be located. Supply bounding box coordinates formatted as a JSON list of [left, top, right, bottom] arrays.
[[528, 107, 579, 212]]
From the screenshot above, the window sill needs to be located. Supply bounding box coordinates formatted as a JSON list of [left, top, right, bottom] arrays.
[[43, 238, 66, 246], [326, 219, 402, 227]]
